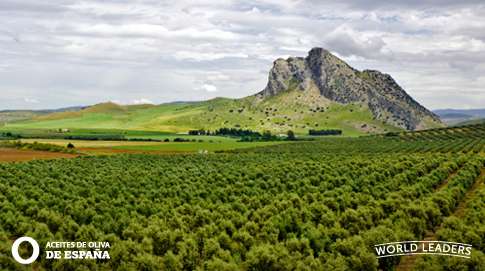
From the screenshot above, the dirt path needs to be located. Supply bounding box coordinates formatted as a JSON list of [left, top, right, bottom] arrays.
[[77, 147, 186, 155], [0, 146, 190, 162], [451, 170, 484, 218], [395, 168, 485, 271], [433, 166, 461, 191]]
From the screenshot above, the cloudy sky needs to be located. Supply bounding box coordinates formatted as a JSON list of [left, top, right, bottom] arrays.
[[1, 0, 484, 110]]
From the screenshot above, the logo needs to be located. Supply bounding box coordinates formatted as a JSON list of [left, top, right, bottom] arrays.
[[11, 236, 40, 264], [374, 241, 472, 259]]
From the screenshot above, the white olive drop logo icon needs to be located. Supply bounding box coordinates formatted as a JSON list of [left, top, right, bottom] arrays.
[[11, 237, 39, 264]]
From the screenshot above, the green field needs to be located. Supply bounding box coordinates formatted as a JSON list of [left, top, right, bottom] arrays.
[[7, 123, 485, 154], [1, 126, 291, 154], [2, 87, 402, 136], [112, 141, 284, 152], [18, 138, 285, 153], [0, 127, 178, 139]]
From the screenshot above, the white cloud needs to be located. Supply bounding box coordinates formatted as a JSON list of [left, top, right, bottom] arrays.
[[24, 97, 39, 103], [206, 72, 231, 81], [131, 98, 154, 105], [174, 51, 249, 61], [74, 23, 239, 41], [324, 25, 386, 58], [0, 0, 484, 110], [199, 84, 218, 93]]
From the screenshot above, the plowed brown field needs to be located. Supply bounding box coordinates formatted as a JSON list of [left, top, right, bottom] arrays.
[[0, 148, 78, 162]]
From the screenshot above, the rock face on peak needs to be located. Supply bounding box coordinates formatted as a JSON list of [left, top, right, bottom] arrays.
[[259, 47, 443, 130]]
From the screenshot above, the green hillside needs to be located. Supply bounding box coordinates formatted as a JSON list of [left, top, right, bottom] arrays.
[[454, 118, 485, 126], [2, 88, 400, 136]]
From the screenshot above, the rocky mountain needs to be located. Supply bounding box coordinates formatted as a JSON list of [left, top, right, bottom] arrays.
[[3, 48, 443, 135], [258, 48, 442, 130]]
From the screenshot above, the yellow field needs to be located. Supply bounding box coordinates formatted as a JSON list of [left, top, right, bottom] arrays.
[[20, 139, 160, 148], [19, 138, 284, 154]]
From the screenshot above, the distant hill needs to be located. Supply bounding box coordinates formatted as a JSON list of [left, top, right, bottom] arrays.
[[0, 106, 84, 124], [433, 108, 485, 125], [454, 118, 485, 126], [2, 48, 443, 135]]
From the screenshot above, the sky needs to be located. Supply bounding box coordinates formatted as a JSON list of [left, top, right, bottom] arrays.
[[0, 0, 484, 110]]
